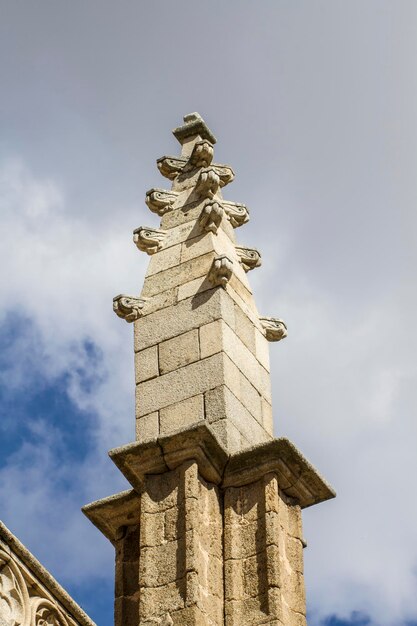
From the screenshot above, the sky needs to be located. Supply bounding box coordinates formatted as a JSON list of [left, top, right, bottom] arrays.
[[0, 1, 416, 625]]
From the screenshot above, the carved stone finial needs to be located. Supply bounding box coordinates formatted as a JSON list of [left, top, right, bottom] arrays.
[[222, 200, 250, 227], [145, 188, 178, 216], [172, 112, 217, 145], [260, 317, 288, 341], [133, 227, 167, 255], [113, 295, 147, 322], [235, 246, 262, 272], [157, 156, 186, 180], [208, 255, 233, 288], [189, 139, 214, 167], [214, 164, 235, 188], [195, 167, 220, 199], [199, 201, 224, 234]]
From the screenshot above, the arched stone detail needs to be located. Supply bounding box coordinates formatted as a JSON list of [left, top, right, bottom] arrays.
[[0, 549, 30, 626]]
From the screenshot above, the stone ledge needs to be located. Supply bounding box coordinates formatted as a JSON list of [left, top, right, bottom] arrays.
[[105, 424, 335, 509], [81, 489, 140, 545], [222, 438, 336, 508], [109, 422, 229, 489]]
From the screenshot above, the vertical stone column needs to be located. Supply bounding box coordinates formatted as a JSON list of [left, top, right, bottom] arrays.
[[138, 460, 223, 625], [115, 524, 140, 626]]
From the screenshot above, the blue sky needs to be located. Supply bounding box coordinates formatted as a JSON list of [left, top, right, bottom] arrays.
[[1, 2, 417, 625]]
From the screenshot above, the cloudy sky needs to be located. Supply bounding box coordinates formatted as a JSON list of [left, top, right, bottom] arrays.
[[1, 2, 416, 625]]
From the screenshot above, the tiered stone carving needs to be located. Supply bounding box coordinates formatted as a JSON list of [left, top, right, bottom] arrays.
[[208, 255, 234, 287], [133, 226, 167, 254], [222, 200, 250, 227], [145, 188, 179, 216], [260, 317, 288, 342], [113, 295, 147, 322], [236, 245, 262, 272], [195, 167, 220, 198], [84, 113, 335, 626], [189, 139, 214, 167], [199, 201, 224, 234]]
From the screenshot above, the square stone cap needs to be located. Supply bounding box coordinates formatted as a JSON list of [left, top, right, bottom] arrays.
[[173, 112, 217, 145], [106, 423, 335, 509], [0, 520, 96, 626], [108, 422, 229, 489], [82, 490, 139, 545], [223, 437, 336, 508]]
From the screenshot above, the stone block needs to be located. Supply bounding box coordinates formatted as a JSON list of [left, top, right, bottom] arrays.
[[159, 329, 200, 374], [234, 304, 257, 354], [135, 412, 159, 442], [134, 288, 235, 351], [177, 275, 213, 302], [255, 327, 270, 371], [286, 536, 304, 573], [139, 579, 185, 620], [135, 355, 216, 417], [159, 395, 204, 436], [200, 320, 264, 399], [229, 273, 256, 311], [204, 383, 271, 449], [135, 346, 159, 383], [141, 252, 215, 298], [181, 228, 237, 264], [145, 243, 181, 277], [140, 541, 181, 587], [140, 510, 165, 548], [209, 418, 242, 454], [161, 203, 203, 230], [284, 570, 306, 615], [262, 398, 274, 434]]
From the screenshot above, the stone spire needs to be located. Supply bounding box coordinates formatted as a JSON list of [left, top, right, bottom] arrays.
[[113, 112, 287, 452], [84, 114, 335, 626]]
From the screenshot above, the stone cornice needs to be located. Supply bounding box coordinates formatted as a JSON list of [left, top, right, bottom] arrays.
[[82, 490, 139, 545], [105, 424, 335, 510]]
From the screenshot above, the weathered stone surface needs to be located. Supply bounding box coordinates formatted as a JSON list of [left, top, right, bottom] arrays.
[[159, 329, 200, 375], [160, 395, 204, 435], [136, 412, 159, 442], [135, 345, 159, 383], [134, 288, 235, 351], [0, 521, 95, 626]]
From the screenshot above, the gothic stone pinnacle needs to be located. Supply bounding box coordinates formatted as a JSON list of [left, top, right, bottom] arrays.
[[91, 113, 335, 626]]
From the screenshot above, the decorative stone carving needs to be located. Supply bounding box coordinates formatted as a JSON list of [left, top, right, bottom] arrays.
[[222, 200, 250, 227], [260, 317, 288, 341], [189, 140, 214, 167], [214, 164, 235, 187], [195, 167, 220, 199], [133, 227, 167, 255], [145, 188, 178, 216], [199, 201, 224, 234], [0, 550, 29, 626], [113, 295, 147, 323], [32, 598, 69, 626], [208, 255, 233, 288], [156, 156, 186, 180], [235, 246, 262, 272]]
